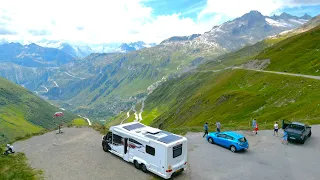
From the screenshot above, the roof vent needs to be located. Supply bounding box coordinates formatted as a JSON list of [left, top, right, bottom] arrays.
[[146, 127, 161, 134]]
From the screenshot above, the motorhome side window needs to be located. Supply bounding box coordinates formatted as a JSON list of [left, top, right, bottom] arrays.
[[112, 134, 123, 145], [129, 138, 142, 145], [173, 144, 182, 158], [146, 145, 155, 156]]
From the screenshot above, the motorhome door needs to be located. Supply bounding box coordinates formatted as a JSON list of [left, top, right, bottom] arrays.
[[110, 133, 124, 157], [123, 138, 130, 161]]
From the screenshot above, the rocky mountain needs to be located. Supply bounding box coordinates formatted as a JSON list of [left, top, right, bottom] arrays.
[[117, 41, 157, 53], [0, 42, 74, 67], [162, 11, 312, 51], [160, 34, 201, 44]]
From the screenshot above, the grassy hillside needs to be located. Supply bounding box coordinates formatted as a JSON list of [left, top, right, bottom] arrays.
[[256, 25, 320, 75], [143, 69, 320, 133], [0, 147, 43, 180], [198, 38, 283, 71], [0, 77, 77, 144], [46, 43, 224, 120]]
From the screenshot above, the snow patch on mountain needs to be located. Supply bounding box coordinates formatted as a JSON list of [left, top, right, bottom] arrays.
[[265, 18, 288, 27]]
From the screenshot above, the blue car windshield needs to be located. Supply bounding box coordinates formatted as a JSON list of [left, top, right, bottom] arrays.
[[238, 137, 247, 142]]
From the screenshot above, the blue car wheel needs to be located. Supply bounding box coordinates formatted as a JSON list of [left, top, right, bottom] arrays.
[[208, 137, 214, 144], [230, 145, 237, 153]]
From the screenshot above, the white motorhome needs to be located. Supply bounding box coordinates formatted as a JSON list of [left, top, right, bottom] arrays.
[[101, 122, 187, 179]]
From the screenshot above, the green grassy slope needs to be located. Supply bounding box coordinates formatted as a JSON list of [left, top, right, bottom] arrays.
[[144, 69, 320, 133], [0, 77, 77, 144], [256, 25, 320, 75], [0, 148, 42, 180], [198, 38, 283, 70]]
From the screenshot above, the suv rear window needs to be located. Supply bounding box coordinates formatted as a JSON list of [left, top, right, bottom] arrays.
[[238, 137, 247, 143], [173, 144, 182, 158], [289, 124, 304, 131]]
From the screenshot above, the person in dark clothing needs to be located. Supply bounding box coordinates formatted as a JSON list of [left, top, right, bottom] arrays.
[[3, 144, 15, 155], [216, 121, 221, 133], [203, 122, 209, 137]]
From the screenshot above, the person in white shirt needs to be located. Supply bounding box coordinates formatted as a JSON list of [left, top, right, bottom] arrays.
[[4, 144, 15, 155], [274, 122, 279, 137]]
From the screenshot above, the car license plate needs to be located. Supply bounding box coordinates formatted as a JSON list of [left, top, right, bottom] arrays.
[[175, 168, 182, 173], [290, 137, 295, 139]]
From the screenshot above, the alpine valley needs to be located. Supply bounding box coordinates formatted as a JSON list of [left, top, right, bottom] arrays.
[[0, 11, 317, 122]]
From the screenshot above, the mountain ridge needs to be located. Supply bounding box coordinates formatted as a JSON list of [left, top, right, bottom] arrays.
[[161, 10, 312, 51]]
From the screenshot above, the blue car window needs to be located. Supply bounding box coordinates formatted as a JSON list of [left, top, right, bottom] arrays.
[[226, 135, 234, 140], [217, 134, 226, 138]]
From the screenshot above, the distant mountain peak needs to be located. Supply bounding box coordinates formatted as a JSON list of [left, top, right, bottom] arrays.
[[239, 10, 265, 22], [116, 41, 156, 53], [279, 12, 295, 19], [249, 10, 263, 15], [160, 34, 201, 44], [301, 13, 312, 20]]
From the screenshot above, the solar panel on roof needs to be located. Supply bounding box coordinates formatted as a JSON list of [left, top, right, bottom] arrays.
[[157, 134, 183, 144], [144, 134, 159, 140], [123, 123, 145, 131]]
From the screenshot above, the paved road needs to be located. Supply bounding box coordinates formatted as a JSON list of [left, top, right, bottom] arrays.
[[14, 126, 320, 180], [234, 67, 320, 80], [186, 125, 320, 180]]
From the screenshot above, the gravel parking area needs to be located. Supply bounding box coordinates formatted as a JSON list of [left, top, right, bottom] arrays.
[[186, 125, 320, 180], [14, 128, 152, 180], [14, 126, 320, 180]]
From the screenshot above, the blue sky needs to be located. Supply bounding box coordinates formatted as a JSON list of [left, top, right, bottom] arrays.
[[144, 0, 320, 25], [144, 0, 207, 20], [0, 0, 319, 44]]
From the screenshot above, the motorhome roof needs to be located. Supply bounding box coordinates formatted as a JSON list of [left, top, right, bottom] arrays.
[[113, 122, 184, 145]]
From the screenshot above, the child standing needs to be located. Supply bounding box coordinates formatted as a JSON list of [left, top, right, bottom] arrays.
[[282, 130, 288, 145], [254, 122, 258, 135]]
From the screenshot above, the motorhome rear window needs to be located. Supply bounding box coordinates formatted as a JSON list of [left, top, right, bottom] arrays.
[[173, 144, 182, 158], [157, 134, 182, 144], [123, 123, 145, 131]]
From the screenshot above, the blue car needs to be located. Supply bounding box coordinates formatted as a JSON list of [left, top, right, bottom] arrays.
[[206, 131, 249, 153]]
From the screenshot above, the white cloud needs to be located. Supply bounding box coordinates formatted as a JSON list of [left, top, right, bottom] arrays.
[[0, 0, 319, 45], [0, 0, 205, 44]]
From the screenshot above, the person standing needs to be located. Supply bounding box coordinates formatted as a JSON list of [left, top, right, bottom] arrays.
[[254, 122, 258, 135], [252, 119, 257, 133], [274, 122, 279, 137], [216, 121, 221, 133], [282, 130, 288, 145], [203, 122, 209, 137]]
